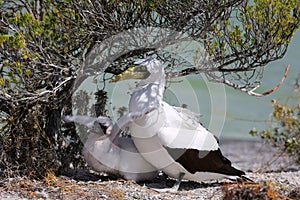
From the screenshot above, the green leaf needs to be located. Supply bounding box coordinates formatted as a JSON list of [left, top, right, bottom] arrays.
[[24, 69, 31, 76]]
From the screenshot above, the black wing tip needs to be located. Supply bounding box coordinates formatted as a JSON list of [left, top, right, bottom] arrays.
[[240, 175, 254, 183], [227, 175, 254, 183], [223, 166, 245, 177]]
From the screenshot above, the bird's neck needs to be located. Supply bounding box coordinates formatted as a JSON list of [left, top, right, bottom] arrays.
[[138, 73, 165, 99]]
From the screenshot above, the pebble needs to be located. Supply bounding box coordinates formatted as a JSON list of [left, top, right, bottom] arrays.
[[0, 140, 299, 199]]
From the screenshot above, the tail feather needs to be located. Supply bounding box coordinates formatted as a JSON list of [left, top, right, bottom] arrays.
[[168, 148, 245, 177]]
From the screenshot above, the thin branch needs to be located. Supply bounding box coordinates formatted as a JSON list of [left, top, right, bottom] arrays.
[[225, 64, 290, 97], [1, 76, 75, 103]]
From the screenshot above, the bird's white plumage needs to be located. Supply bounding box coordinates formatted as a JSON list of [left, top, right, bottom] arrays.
[[83, 133, 158, 181], [64, 57, 244, 186], [120, 58, 225, 182], [171, 106, 202, 127], [63, 115, 158, 182], [159, 101, 218, 150]]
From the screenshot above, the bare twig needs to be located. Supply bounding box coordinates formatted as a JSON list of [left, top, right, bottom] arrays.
[[224, 64, 290, 97]]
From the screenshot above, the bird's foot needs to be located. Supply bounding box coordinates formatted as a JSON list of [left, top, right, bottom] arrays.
[[150, 172, 185, 193], [151, 187, 180, 193]]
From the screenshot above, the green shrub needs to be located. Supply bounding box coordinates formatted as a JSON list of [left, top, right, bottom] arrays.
[[250, 80, 300, 162]]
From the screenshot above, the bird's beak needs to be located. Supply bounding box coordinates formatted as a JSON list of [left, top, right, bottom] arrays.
[[110, 65, 150, 83]]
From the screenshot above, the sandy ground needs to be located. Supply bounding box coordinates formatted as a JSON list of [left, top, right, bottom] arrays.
[[0, 140, 299, 199], [220, 139, 299, 172]]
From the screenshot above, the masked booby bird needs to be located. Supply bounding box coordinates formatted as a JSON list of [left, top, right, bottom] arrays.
[[63, 115, 158, 182], [110, 57, 246, 189]]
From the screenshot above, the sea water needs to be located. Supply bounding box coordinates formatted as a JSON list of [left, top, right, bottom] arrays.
[[218, 30, 300, 140]]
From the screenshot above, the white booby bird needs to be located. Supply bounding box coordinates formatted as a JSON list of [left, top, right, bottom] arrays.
[[110, 57, 246, 189], [63, 115, 158, 182]]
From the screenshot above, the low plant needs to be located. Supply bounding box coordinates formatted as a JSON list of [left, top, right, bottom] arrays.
[[250, 78, 300, 163]]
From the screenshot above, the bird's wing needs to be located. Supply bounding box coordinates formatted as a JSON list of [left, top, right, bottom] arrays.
[[162, 102, 203, 130], [62, 115, 105, 133], [172, 106, 202, 127], [110, 108, 157, 141], [63, 115, 100, 129], [63, 115, 113, 134], [157, 127, 219, 151]]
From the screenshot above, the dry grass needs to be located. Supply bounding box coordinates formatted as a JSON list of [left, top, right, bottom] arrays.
[[0, 171, 299, 200], [222, 181, 298, 200]]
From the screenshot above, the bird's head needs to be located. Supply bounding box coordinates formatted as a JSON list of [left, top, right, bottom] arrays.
[[110, 57, 164, 83]]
